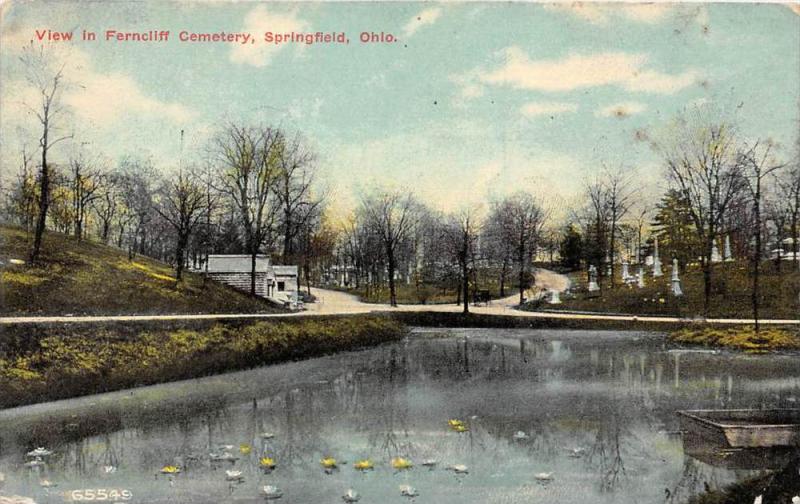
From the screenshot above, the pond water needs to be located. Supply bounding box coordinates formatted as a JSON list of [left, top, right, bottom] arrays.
[[2, 328, 800, 504]]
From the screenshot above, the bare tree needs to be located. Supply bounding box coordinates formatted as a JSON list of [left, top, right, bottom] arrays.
[[739, 141, 784, 332], [153, 169, 207, 282], [91, 175, 120, 244], [495, 192, 546, 304], [583, 177, 611, 287], [604, 167, 635, 287], [7, 144, 38, 231], [360, 189, 419, 307], [214, 124, 282, 296], [69, 148, 105, 241], [776, 162, 800, 269], [483, 205, 514, 297], [20, 43, 72, 262], [272, 133, 322, 263], [443, 207, 482, 313], [660, 113, 745, 316]]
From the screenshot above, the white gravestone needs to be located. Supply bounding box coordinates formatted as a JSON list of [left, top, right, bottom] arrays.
[[671, 259, 683, 296], [711, 240, 722, 263], [587, 265, 599, 292], [653, 237, 663, 277], [724, 235, 733, 262]]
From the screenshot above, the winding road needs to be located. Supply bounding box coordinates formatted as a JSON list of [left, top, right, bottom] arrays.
[[2, 268, 798, 325]]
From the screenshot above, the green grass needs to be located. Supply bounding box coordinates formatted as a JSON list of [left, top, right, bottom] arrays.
[[0, 315, 407, 408], [0, 225, 282, 316], [536, 261, 799, 320]]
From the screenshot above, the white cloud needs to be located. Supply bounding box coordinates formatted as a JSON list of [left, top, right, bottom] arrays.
[[545, 3, 673, 25], [402, 7, 443, 38], [622, 4, 673, 23], [0, 39, 194, 131], [595, 101, 647, 118], [478, 47, 697, 95], [229, 6, 308, 67], [625, 69, 699, 94], [520, 101, 579, 117], [322, 119, 583, 215]]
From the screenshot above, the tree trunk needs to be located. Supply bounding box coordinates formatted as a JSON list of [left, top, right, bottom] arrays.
[[518, 248, 525, 305], [250, 250, 257, 296], [462, 246, 469, 314], [30, 151, 49, 263], [752, 180, 762, 333], [499, 257, 508, 297], [387, 251, 397, 307], [175, 231, 188, 282], [702, 246, 712, 318], [609, 211, 617, 288]]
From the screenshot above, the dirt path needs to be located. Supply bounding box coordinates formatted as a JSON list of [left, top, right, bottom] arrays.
[[2, 269, 798, 326]]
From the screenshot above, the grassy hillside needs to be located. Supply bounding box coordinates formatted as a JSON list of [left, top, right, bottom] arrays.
[[0, 226, 283, 316], [533, 260, 799, 320]]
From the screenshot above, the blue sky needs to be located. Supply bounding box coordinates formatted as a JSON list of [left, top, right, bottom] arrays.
[[1, 1, 798, 218]]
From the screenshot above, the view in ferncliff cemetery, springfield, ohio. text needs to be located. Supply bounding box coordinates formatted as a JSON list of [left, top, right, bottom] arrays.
[[1, 2, 799, 504]]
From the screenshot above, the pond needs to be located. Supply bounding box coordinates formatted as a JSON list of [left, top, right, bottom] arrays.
[[1, 328, 799, 504]]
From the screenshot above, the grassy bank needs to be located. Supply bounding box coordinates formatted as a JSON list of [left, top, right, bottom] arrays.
[[669, 326, 800, 352], [538, 261, 799, 320], [0, 225, 282, 316], [0, 315, 406, 409]]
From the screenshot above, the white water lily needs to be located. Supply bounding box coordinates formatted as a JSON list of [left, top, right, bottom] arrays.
[[210, 452, 238, 462], [421, 459, 438, 468], [534, 472, 554, 481], [399, 485, 419, 497], [1, 496, 37, 504], [260, 432, 276, 439], [566, 447, 586, 458], [513, 431, 529, 440], [225, 470, 244, 482], [263, 485, 283, 500], [342, 489, 360, 503], [448, 464, 468, 474], [103, 465, 117, 474], [26, 448, 52, 458], [23, 459, 44, 469]]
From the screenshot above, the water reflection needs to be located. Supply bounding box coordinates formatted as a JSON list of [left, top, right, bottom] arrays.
[[1, 328, 800, 503]]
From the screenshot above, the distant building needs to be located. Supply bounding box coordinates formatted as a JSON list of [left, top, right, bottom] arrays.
[[205, 254, 300, 307]]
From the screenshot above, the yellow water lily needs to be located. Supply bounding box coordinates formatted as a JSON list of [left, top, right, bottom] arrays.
[[354, 459, 374, 471], [260, 457, 276, 469], [448, 419, 469, 432], [160, 465, 181, 474], [321, 457, 338, 469], [239, 444, 252, 455], [391, 457, 413, 470]]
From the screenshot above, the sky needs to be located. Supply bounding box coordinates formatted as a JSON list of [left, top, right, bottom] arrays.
[[1, 1, 798, 221]]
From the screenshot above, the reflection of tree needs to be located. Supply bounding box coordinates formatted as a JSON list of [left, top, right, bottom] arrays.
[[665, 456, 723, 503], [588, 412, 627, 492], [369, 346, 413, 458]]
